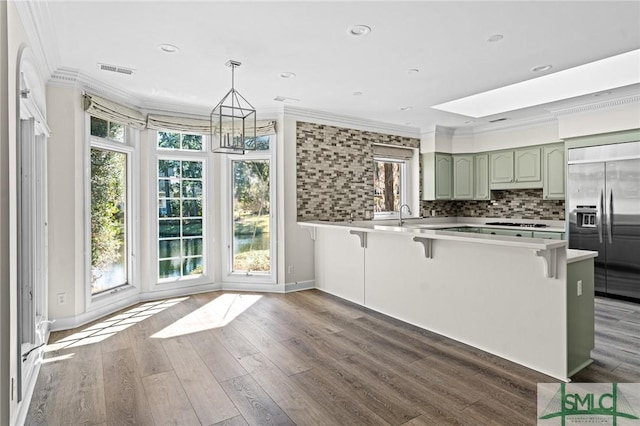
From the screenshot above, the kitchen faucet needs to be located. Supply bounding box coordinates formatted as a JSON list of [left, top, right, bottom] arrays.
[[399, 204, 412, 226]]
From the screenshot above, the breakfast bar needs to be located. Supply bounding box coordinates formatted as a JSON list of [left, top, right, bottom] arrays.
[[300, 220, 597, 381]]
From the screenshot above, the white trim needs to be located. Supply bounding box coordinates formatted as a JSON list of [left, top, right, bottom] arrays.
[[221, 138, 277, 284], [284, 280, 315, 292], [150, 130, 213, 292], [548, 91, 640, 116], [284, 105, 420, 138], [13, 1, 59, 82], [50, 282, 223, 332], [85, 116, 141, 312]]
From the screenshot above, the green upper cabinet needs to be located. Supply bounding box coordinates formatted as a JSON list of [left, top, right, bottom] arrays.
[[473, 154, 490, 200], [453, 155, 474, 200], [543, 143, 566, 200], [490, 147, 542, 189], [514, 147, 541, 182], [489, 151, 514, 184], [422, 153, 452, 200]]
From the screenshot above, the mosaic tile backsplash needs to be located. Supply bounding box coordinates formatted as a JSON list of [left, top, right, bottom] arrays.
[[420, 189, 565, 221], [296, 121, 565, 221], [296, 121, 419, 221]]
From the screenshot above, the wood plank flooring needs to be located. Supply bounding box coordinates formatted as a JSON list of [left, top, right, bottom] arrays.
[[26, 290, 640, 425]]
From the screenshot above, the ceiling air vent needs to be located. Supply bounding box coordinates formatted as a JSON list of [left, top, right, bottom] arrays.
[[273, 96, 300, 103], [488, 117, 508, 123], [97, 62, 135, 75]]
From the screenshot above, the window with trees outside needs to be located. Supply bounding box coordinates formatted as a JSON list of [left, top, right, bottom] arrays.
[[157, 131, 205, 281], [90, 117, 130, 295], [231, 136, 272, 275], [374, 158, 406, 216]]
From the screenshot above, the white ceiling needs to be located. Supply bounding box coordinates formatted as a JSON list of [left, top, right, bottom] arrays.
[[42, 1, 640, 132]]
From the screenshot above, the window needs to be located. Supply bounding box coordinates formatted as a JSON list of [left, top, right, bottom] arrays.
[[90, 116, 125, 142], [156, 131, 206, 282], [89, 116, 133, 296], [232, 158, 270, 273], [224, 135, 275, 280], [374, 158, 406, 216]]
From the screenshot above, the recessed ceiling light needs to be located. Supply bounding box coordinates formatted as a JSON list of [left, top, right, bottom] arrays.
[[352, 91, 363, 96], [158, 44, 179, 53], [593, 91, 612, 97], [400, 106, 413, 111], [487, 34, 504, 43], [408, 68, 420, 74], [531, 64, 553, 72], [348, 25, 371, 36], [279, 71, 296, 79], [464, 120, 476, 125], [405, 121, 415, 125], [432, 49, 640, 118]]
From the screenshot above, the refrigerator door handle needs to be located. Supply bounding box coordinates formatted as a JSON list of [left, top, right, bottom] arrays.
[[598, 189, 604, 244], [607, 189, 613, 244]]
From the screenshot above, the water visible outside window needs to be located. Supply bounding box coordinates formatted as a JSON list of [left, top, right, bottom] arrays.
[[232, 159, 270, 273], [91, 148, 127, 294], [158, 159, 204, 279]]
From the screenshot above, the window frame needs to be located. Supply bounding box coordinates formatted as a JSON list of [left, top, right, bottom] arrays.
[[85, 115, 139, 310], [221, 137, 276, 284], [150, 130, 213, 290]]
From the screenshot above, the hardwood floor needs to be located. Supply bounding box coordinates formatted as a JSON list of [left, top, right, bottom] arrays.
[[26, 290, 640, 425]]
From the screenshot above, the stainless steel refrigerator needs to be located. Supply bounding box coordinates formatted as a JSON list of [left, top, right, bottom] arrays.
[[568, 141, 640, 300]]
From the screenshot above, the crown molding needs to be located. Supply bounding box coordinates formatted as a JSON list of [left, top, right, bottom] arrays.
[[547, 90, 640, 116], [283, 105, 420, 139], [13, 0, 59, 83], [455, 114, 558, 138]]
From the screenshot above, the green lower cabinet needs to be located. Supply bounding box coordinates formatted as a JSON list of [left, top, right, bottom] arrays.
[[481, 228, 533, 238], [533, 231, 565, 240]]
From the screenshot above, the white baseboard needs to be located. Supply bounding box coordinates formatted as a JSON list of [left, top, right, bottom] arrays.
[[285, 280, 315, 292], [50, 282, 223, 332], [49, 280, 318, 332]]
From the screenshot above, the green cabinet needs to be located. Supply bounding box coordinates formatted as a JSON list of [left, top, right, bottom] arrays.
[[490, 147, 542, 189], [481, 228, 533, 238], [533, 231, 565, 240], [515, 147, 541, 182], [489, 151, 514, 184], [422, 153, 452, 200], [543, 143, 565, 200], [453, 155, 474, 200], [473, 154, 490, 200]]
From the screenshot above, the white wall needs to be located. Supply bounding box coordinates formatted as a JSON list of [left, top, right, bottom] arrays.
[[558, 102, 640, 139], [46, 85, 85, 319], [282, 112, 315, 287]]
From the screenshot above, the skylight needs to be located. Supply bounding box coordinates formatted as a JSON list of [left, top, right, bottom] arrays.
[[431, 49, 640, 118]]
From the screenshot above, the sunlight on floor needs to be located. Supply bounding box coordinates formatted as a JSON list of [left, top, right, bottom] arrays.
[[151, 293, 262, 339], [45, 297, 188, 351]]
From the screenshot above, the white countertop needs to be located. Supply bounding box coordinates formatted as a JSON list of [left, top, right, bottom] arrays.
[[567, 249, 598, 264], [299, 219, 567, 251]]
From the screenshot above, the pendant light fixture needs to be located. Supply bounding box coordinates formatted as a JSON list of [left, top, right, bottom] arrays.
[[210, 60, 256, 154]]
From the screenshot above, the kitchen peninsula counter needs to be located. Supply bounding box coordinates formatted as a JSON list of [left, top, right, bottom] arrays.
[[299, 219, 596, 381]]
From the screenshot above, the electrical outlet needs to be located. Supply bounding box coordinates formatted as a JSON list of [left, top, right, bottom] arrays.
[[577, 280, 583, 296], [288, 265, 294, 274], [57, 293, 66, 304], [431, 209, 436, 217]]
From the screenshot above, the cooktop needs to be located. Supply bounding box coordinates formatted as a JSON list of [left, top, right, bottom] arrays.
[[485, 222, 548, 228]]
